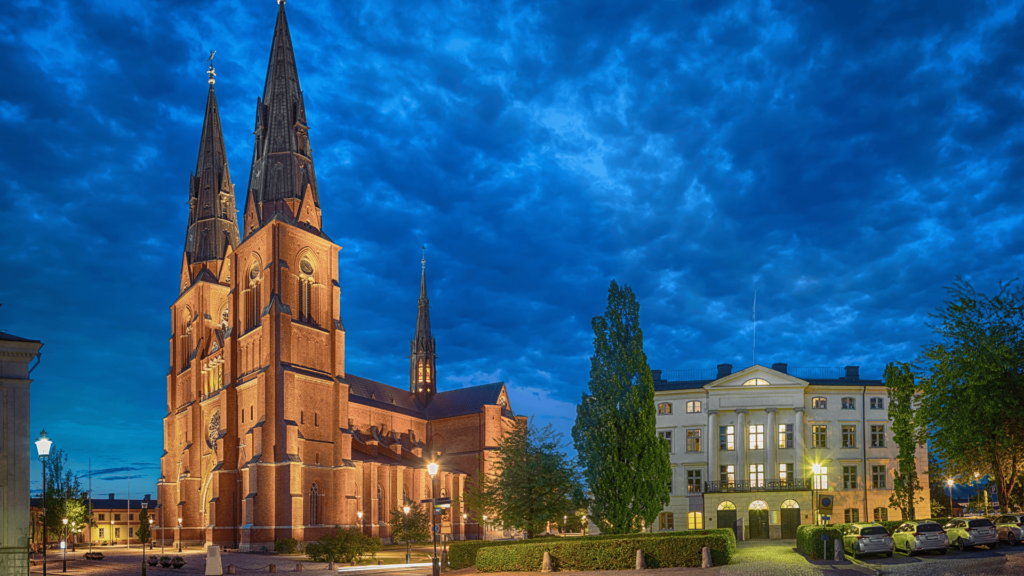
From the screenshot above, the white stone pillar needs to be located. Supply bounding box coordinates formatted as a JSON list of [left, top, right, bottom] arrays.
[[793, 408, 805, 481], [735, 409, 747, 486], [766, 408, 777, 484], [707, 410, 718, 490]]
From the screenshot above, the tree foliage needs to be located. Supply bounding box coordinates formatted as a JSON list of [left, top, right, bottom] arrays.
[[885, 361, 923, 519], [42, 448, 91, 539], [305, 528, 381, 563], [136, 508, 152, 544], [927, 455, 952, 517], [388, 505, 431, 546], [572, 280, 671, 534], [916, 278, 1024, 512], [465, 420, 587, 538]]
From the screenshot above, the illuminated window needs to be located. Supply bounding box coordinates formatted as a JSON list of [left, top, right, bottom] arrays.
[[778, 424, 793, 448], [871, 425, 886, 447], [749, 464, 765, 487], [687, 469, 702, 493], [874, 508, 888, 521], [720, 465, 735, 486], [842, 425, 857, 448], [418, 360, 425, 383], [659, 512, 674, 530], [779, 463, 793, 482], [813, 467, 829, 490], [748, 425, 764, 450], [718, 501, 736, 511], [657, 402, 672, 415], [686, 429, 701, 452], [687, 512, 703, 530], [743, 378, 769, 386], [685, 401, 702, 413], [812, 397, 827, 409], [812, 425, 828, 448], [720, 426, 734, 450], [749, 500, 768, 511], [425, 362, 432, 383]]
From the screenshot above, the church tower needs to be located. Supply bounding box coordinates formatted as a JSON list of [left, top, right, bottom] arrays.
[[410, 250, 437, 405]]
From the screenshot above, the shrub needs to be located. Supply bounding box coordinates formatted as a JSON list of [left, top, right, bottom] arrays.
[[796, 525, 843, 560], [475, 531, 735, 572], [275, 538, 299, 554], [306, 528, 382, 564]]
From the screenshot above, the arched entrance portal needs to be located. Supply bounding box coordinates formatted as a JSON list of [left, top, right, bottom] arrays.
[[717, 501, 737, 538], [781, 500, 801, 539], [749, 501, 769, 540]]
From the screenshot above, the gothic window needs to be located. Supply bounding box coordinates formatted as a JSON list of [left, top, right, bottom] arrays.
[[246, 262, 261, 332], [298, 258, 315, 324], [425, 362, 432, 384], [417, 360, 424, 383], [377, 485, 385, 523], [310, 483, 319, 525], [403, 487, 409, 505]]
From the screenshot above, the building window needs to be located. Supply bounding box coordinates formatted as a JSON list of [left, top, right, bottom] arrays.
[[743, 378, 769, 386], [872, 465, 886, 489], [301, 411, 304, 424], [98, 528, 104, 539], [298, 260, 315, 324], [812, 425, 828, 448], [842, 425, 857, 449], [246, 263, 262, 332], [314, 413, 318, 427], [842, 397, 856, 410], [874, 507, 888, 521], [779, 463, 793, 483], [749, 464, 765, 487], [812, 397, 827, 409], [129, 514, 134, 521], [843, 466, 858, 489], [871, 425, 886, 447], [658, 430, 672, 452], [720, 465, 735, 486], [687, 470, 702, 493], [115, 514, 121, 521], [686, 429, 702, 452], [129, 527, 134, 537], [687, 512, 703, 530], [870, 397, 884, 409], [659, 512, 674, 530], [377, 485, 385, 523], [778, 424, 793, 448], [813, 466, 828, 490], [115, 528, 121, 538], [657, 403, 672, 415], [720, 426, 734, 450], [685, 401, 702, 413], [98, 514, 105, 521], [845, 508, 860, 523], [748, 425, 764, 449], [310, 483, 319, 525]]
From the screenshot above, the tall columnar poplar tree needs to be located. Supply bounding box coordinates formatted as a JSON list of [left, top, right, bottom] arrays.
[[572, 280, 671, 534], [885, 361, 922, 519], [917, 278, 1024, 512]]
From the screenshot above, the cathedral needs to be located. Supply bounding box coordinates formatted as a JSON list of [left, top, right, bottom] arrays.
[[158, 1, 522, 550]]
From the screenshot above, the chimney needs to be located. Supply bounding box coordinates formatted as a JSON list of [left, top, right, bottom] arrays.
[[717, 363, 732, 379], [845, 366, 860, 380], [144, 494, 151, 501], [109, 493, 115, 500], [651, 369, 662, 384], [772, 363, 788, 374]]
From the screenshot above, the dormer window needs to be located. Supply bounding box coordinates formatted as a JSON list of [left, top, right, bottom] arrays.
[[743, 378, 769, 386]]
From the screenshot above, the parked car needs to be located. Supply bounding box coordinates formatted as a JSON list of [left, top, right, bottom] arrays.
[[944, 517, 999, 550], [842, 523, 894, 558], [892, 520, 948, 555], [993, 514, 1024, 546]]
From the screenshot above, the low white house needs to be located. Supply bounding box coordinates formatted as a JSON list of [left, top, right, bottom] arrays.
[[651, 363, 930, 540]]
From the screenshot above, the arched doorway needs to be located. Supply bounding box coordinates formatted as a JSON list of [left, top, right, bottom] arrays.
[[717, 501, 737, 537], [749, 501, 769, 540], [781, 500, 800, 539]]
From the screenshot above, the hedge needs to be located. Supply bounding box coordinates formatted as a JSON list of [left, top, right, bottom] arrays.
[[449, 530, 734, 570], [474, 532, 736, 572], [796, 525, 843, 560]]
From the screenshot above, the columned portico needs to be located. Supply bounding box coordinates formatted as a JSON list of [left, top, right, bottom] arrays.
[[765, 408, 777, 481], [707, 410, 719, 486], [735, 409, 747, 481]]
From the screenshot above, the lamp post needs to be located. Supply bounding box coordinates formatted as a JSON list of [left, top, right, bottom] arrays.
[[482, 515, 488, 541], [947, 479, 955, 518], [427, 462, 439, 576], [563, 515, 567, 535], [61, 518, 68, 572], [403, 506, 411, 564], [35, 430, 53, 576], [811, 463, 821, 526], [582, 515, 587, 537], [177, 518, 182, 553], [357, 511, 363, 535], [110, 520, 114, 546]]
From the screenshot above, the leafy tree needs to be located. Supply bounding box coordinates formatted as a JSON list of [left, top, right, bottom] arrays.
[[136, 508, 152, 545], [388, 505, 431, 547], [916, 278, 1024, 512], [927, 455, 952, 517], [42, 449, 90, 539], [572, 280, 671, 534], [466, 420, 586, 538], [885, 362, 923, 519], [305, 528, 381, 564]]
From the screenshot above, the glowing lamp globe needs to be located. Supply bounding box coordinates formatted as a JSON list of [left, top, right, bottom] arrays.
[[403, 506, 410, 515], [427, 462, 439, 478], [35, 430, 53, 461]]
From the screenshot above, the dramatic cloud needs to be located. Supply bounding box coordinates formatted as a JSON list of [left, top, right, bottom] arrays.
[[2, 0, 1021, 496]]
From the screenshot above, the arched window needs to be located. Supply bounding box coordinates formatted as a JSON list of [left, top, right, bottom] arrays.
[[403, 487, 409, 505], [298, 258, 314, 324], [717, 501, 736, 511], [781, 500, 799, 509], [310, 483, 319, 525], [749, 500, 768, 511], [743, 378, 769, 386], [377, 485, 385, 523], [246, 261, 261, 332], [417, 360, 424, 383], [425, 362, 432, 384]]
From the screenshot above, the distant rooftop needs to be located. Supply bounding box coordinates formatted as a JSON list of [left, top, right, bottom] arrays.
[[654, 363, 882, 392]]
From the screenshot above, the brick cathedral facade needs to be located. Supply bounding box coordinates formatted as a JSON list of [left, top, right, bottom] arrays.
[[158, 1, 523, 550]]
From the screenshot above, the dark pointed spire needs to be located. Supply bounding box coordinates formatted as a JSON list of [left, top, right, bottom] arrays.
[[244, 0, 321, 236], [411, 246, 437, 404], [183, 54, 240, 284]]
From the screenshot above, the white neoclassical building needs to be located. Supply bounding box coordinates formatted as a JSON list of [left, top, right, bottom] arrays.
[[651, 363, 930, 540]]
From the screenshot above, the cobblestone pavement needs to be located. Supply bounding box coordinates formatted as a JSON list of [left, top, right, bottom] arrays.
[[716, 540, 873, 576], [852, 541, 1024, 575]]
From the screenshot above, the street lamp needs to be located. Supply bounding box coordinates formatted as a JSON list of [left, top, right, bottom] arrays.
[[357, 510, 363, 535], [61, 518, 68, 573], [811, 463, 821, 526], [582, 515, 587, 537], [35, 430, 53, 576], [403, 506, 411, 564], [177, 518, 182, 553], [564, 515, 567, 534], [428, 462, 439, 576], [482, 515, 488, 542], [947, 479, 955, 517]]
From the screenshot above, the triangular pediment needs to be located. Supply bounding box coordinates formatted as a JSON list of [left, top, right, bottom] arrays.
[[704, 365, 808, 389], [179, 253, 192, 294]]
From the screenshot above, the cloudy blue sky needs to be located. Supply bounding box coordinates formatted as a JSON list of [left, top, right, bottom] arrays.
[[2, 0, 1022, 498]]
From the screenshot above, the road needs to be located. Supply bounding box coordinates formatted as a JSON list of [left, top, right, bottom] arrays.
[[853, 542, 1024, 575]]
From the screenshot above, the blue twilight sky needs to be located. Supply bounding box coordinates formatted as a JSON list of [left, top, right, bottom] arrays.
[[2, 0, 1022, 498]]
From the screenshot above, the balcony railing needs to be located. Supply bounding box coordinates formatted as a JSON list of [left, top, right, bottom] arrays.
[[703, 479, 813, 493]]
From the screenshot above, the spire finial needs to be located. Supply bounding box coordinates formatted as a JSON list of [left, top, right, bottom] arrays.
[[207, 50, 216, 85], [421, 244, 426, 271], [278, 0, 285, 5]]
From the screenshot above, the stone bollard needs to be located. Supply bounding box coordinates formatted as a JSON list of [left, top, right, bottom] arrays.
[[207, 545, 224, 576], [295, 563, 303, 571], [635, 550, 646, 570], [269, 565, 277, 573], [541, 551, 553, 573], [834, 539, 844, 561], [228, 566, 236, 575], [701, 547, 712, 568], [378, 559, 383, 566], [350, 561, 356, 567], [328, 563, 335, 570]]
